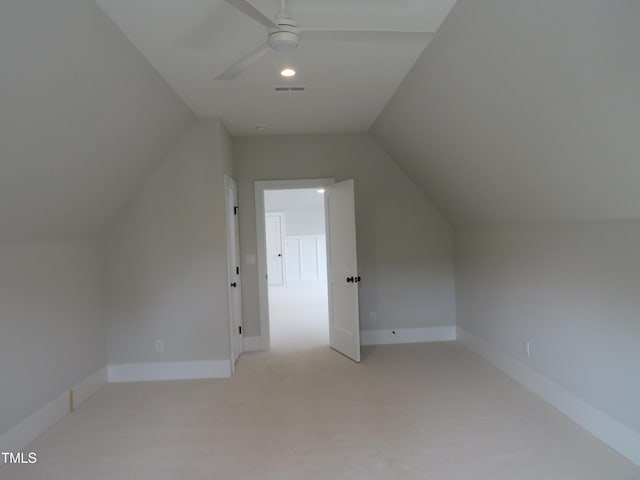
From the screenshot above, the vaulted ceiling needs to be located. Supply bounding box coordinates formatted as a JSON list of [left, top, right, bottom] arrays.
[[3, 0, 638, 242], [372, 0, 640, 224], [95, 0, 456, 134]]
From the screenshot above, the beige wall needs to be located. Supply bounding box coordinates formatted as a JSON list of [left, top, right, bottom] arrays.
[[105, 119, 233, 364], [232, 133, 456, 338], [0, 241, 104, 434], [370, 0, 640, 451], [455, 221, 640, 433]]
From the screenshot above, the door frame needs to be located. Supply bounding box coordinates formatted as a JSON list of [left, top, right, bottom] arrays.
[[254, 178, 335, 351], [264, 212, 287, 286]]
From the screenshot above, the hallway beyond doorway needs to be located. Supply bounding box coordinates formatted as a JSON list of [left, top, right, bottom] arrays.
[[268, 283, 329, 351]]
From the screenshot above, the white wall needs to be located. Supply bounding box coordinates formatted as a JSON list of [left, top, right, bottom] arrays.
[[265, 189, 326, 236], [105, 119, 233, 366], [455, 222, 640, 434], [0, 242, 104, 434], [265, 189, 326, 283], [233, 133, 456, 338]]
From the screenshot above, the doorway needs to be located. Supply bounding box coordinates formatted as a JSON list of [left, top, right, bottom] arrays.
[[255, 178, 362, 362], [264, 188, 329, 350]]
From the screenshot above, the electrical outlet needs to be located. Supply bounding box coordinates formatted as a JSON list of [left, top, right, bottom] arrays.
[[370, 311, 377, 323], [155, 340, 164, 353], [524, 340, 531, 358]]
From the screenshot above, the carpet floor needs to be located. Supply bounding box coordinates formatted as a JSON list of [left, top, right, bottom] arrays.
[[2, 343, 639, 479]]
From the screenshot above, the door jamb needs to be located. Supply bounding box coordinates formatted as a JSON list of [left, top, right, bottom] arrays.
[[255, 179, 335, 351]]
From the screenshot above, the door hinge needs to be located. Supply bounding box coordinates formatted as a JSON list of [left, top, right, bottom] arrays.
[[238, 326, 242, 335], [236, 266, 240, 275], [233, 206, 238, 215]]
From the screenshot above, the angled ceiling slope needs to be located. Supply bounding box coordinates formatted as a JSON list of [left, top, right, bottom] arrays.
[[0, 0, 194, 242], [372, 0, 640, 225]]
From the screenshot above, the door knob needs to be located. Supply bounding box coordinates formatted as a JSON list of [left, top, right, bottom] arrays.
[[230, 282, 237, 288], [355, 276, 361, 283], [277, 254, 282, 257], [346, 276, 354, 283]]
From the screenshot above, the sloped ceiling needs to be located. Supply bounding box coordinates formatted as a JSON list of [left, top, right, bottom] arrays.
[[372, 0, 640, 224], [0, 0, 194, 242]]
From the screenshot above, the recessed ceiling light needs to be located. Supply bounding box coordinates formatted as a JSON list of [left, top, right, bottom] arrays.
[[280, 68, 296, 78], [317, 188, 325, 194]]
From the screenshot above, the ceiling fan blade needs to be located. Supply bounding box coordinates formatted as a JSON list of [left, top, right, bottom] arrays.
[[301, 29, 435, 44], [226, 0, 279, 30], [215, 42, 271, 80]]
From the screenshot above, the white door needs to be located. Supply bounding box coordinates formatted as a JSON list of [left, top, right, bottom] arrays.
[[324, 180, 360, 362], [265, 214, 285, 286], [225, 176, 243, 366]]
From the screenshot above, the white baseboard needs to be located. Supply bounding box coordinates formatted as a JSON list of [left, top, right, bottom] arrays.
[[0, 392, 68, 458], [72, 367, 108, 410], [0, 366, 107, 457], [243, 336, 263, 352], [457, 327, 640, 467], [361, 326, 456, 346], [107, 360, 231, 383]]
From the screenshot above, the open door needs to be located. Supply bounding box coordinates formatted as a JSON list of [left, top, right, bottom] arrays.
[[225, 175, 243, 368], [324, 180, 360, 362]]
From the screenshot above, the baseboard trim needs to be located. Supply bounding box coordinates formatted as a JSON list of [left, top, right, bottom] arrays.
[[71, 367, 108, 410], [243, 336, 263, 352], [0, 366, 107, 457], [457, 327, 640, 467], [107, 360, 231, 383], [361, 326, 456, 346]]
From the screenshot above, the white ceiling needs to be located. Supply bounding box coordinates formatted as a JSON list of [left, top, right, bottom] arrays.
[[95, 0, 456, 135]]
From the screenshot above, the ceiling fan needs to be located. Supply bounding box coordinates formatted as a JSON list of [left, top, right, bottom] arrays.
[[213, 0, 433, 80]]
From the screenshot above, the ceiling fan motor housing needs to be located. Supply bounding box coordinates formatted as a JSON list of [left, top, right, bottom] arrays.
[[269, 14, 299, 51]]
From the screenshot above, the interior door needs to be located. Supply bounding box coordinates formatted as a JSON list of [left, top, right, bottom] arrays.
[[324, 180, 360, 362], [265, 214, 284, 286], [225, 176, 243, 366]]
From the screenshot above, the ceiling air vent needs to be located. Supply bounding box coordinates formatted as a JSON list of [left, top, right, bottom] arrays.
[[273, 86, 306, 93]]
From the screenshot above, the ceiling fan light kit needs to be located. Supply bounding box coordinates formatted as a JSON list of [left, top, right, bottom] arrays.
[[268, 30, 299, 51], [215, 0, 432, 81]]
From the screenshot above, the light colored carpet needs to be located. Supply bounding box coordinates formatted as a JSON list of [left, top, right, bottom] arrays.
[[268, 283, 329, 350], [2, 343, 639, 479]]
